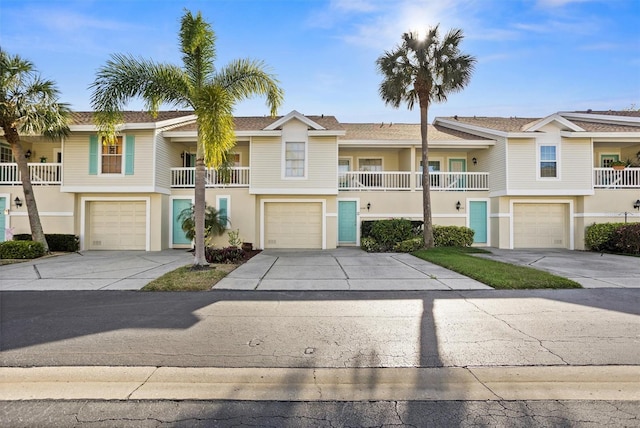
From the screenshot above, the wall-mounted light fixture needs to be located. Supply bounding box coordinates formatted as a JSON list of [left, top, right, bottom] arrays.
[[366, 202, 371, 211], [455, 201, 461, 211], [472, 157, 477, 165], [25, 149, 32, 159], [14, 197, 22, 208], [634, 199, 640, 211]]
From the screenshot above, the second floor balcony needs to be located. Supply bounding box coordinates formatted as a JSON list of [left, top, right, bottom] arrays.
[[593, 167, 640, 189], [0, 163, 62, 185], [171, 167, 250, 188], [339, 171, 490, 191]]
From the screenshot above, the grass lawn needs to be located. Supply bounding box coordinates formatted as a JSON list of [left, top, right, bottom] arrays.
[[412, 247, 582, 289], [141, 263, 237, 291]]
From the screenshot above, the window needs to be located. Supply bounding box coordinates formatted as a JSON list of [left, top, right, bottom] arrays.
[[102, 136, 123, 174], [231, 153, 240, 166], [0, 144, 13, 163], [539, 145, 557, 178], [217, 196, 230, 229], [358, 158, 382, 171], [285, 142, 305, 177], [338, 158, 351, 187]]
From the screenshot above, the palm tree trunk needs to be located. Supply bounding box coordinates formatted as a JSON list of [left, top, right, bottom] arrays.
[[4, 126, 50, 253], [193, 134, 208, 267], [419, 103, 434, 248]]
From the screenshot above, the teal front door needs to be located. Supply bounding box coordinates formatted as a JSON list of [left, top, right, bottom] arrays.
[[0, 197, 6, 242], [469, 201, 487, 244], [338, 201, 357, 244], [172, 199, 192, 245]]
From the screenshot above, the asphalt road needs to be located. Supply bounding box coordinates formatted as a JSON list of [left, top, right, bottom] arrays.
[[1, 288, 639, 368]]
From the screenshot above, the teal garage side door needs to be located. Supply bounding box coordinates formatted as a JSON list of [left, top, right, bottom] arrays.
[[173, 199, 192, 245], [469, 201, 487, 244], [338, 200, 357, 244]]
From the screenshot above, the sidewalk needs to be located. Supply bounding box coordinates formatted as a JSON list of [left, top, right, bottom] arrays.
[[2, 365, 639, 401]]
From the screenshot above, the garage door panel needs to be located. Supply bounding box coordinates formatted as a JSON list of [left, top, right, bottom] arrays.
[[89, 201, 147, 250], [265, 202, 322, 249], [514, 203, 567, 248]]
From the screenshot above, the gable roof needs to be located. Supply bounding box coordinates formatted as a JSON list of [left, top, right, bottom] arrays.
[[340, 123, 492, 142], [69, 111, 195, 126], [168, 114, 342, 132]]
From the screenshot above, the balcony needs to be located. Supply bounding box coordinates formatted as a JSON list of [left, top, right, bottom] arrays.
[[594, 167, 640, 189], [0, 163, 62, 185], [171, 167, 250, 188], [339, 171, 489, 191]]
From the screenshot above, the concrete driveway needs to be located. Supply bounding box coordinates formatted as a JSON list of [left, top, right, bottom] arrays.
[[215, 248, 490, 291], [0, 250, 193, 291], [478, 248, 640, 288]]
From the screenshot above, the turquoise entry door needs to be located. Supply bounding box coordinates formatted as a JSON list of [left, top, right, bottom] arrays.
[[172, 199, 192, 245], [0, 197, 5, 242], [338, 201, 357, 244], [469, 201, 487, 244]]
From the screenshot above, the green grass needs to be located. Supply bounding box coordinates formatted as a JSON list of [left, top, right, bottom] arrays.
[[141, 264, 235, 291], [413, 247, 582, 289]]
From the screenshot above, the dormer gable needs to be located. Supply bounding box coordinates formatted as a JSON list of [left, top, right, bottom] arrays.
[[522, 114, 585, 132], [264, 110, 326, 131]]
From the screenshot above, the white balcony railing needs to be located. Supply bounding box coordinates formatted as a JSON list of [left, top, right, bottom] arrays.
[[339, 171, 411, 190], [171, 167, 250, 188], [338, 171, 489, 191], [416, 172, 489, 191], [0, 163, 62, 185], [594, 167, 640, 189]]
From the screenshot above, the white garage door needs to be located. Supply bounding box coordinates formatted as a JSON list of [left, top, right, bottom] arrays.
[[89, 201, 147, 250], [265, 202, 322, 249], [513, 203, 567, 248]]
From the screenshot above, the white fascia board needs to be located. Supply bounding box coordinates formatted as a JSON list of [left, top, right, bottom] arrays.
[[162, 130, 282, 141], [560, 131, 640, 138], [308, 130, 346, 136], [434, 118, 510, 138], [339, 139, 495, 148], [69, 115, 197, 133], [264, 110, 326, 130], [502, 189, 595, 196], [559, 112, 640, 125]]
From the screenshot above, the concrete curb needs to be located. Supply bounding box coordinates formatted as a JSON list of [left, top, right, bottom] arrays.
[[2, 365, 638, 401]]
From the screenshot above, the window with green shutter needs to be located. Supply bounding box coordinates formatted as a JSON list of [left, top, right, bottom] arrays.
[[89, 135, 99, 175]]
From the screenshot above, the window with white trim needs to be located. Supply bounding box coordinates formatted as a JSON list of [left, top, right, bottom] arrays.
[[102, 136, 123, 174], [217, 195, 230, 229], [285, 142, 305, 177], [539, 145, 557, 178], [358, 158, 382, 171], [0, 144, 13, 163]]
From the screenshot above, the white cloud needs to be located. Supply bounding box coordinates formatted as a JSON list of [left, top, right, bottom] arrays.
[[536, 0, 595, 7]]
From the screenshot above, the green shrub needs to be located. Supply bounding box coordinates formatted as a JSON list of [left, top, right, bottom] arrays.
[[433, 225, 474, 247], [585, 222, 624, 252], [360, 237, 382, 253], [361, 220, 423, 239], [370, 219, 414, 251], [393, 237, 423, 252], [613, 223, 640, 255], [0, 240, 45, 259], [205, 246, 245, 263], [12, 234, 79, 252]]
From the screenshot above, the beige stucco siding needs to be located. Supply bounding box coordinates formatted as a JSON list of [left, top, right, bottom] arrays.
[[62, 131, 155, 190], [3, 187, 75, 236]]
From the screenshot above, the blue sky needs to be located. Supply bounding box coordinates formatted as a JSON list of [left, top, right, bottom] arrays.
[[1, 0, 639, 122]]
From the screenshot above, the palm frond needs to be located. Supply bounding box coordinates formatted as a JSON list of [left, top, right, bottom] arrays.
[[215, 58, 284, 116], [196, 83, 235, 168], [180, 9, 216, 88]]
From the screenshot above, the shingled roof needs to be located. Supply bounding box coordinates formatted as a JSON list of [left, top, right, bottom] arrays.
[[169, 115, 342, 132], [341, 123, 491, 141], [69, 111, 195, 126]]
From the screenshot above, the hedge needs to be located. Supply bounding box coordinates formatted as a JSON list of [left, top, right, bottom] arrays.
[[433, 225, 475, 247], [0, 240, 46, 259], [13, 234, 79, 252], [585, 222, 640, 255]]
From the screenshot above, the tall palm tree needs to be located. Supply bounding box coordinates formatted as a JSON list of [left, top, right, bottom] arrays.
[[377, 26, 476, 248], [0, 49, 71, 253], [90, 10, 283, 266]]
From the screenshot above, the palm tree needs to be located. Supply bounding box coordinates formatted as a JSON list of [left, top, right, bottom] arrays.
[[90, 10, 283, 266], [377, 26, 476, 248], [0, 49, 71, 253]]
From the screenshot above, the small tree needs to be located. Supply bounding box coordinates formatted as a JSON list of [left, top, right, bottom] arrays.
[[0, 49, 71, 253], [178, 204, 227, 245], [377, 26, 476, 248]]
